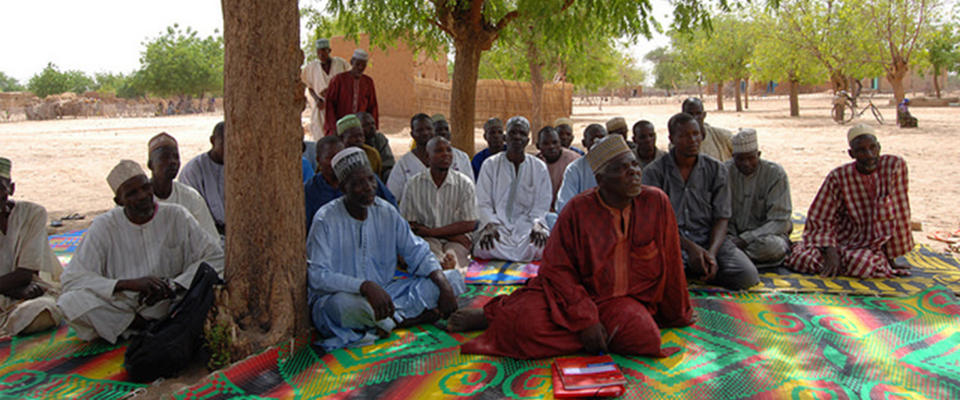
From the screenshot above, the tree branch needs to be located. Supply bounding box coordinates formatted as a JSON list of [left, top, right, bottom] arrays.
[[494, 10, 519, 31]]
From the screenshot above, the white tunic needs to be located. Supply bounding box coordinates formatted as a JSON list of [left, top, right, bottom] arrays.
[[58, 204, 223, 343], [156, 181, 219, 242], [0, 201, 62, 335], [474, 153, 552, 262], [387, 151, 473, 202], [301, 57, 350, 140]]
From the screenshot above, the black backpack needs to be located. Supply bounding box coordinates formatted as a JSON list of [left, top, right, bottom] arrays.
[[124, 262, 222, 383]]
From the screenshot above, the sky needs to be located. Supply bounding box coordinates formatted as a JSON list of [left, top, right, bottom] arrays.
[[1, 0, 672, 85]]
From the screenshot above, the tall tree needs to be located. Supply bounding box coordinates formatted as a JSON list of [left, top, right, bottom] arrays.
[[672, 14, 755, 111], [0, 72, 25, 93], [644, 46, 692, 94], [26, 63, 94, 98], [863, 0, 942, 103], [221, 0, 309, 358], [750, 10, 827, 116], [924, 22, 960, 98], [324, 0, 717, 154], [137, 25, 224, 100]]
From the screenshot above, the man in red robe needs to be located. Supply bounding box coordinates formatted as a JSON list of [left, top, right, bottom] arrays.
[[447, 135, 695, 359], [323, 49, 379, 136]]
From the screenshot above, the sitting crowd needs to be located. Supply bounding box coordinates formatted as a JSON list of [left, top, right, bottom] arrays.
[[1, 93, 913, 365]]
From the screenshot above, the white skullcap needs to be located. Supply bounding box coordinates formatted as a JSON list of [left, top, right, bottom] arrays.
[[847, 124, 876, 144], [732, 128, 758, 154], [352, 49, 369, 61], [331, 147, 370, 182], [107, 160, 147, 194]]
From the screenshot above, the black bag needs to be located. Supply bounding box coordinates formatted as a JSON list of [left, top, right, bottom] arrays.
[[124, 263, 222, 383]]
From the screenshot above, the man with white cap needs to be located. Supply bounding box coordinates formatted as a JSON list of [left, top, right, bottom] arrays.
[[474, 116, 552, 262], [605, 117, 636, 151], [307, 147, 465, 350], [324, 49, 379, 136], [449, 135, 694, 359], [147, 132, 219, 241], [643, 113, 759, 290], [59, 160, 223, 343], [301, 38, 351, 140], [787, 124, 913, 278], [724, 128, 793, 268], [0, 157, 63, 336]]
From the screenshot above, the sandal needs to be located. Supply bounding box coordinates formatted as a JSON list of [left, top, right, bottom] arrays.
[[927, 231, 960, 243]]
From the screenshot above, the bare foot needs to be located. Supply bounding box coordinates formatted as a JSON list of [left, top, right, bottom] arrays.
[[446, 308, 489, 332], [440, 253, 456, 270], [396, 309, 440, 330], [375, 328, 391, 339]]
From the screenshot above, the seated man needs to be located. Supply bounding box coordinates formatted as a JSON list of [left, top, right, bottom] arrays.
[[180, 122, 226, 235], [471, 118, 505, 179], [448, 136, 694, 359], [474, 116, 552, 262], [0, 157, 62, 336], [358, 111, 395, 181], [337, 115, 383, 176], [606, 117, 636, 150], [787, 124, 912, 278], [724, 129, 792, 268], [400, 137, 479, 271], [59, 160, 223, 343], [388, 114, 471, 201], [305, 135, 396, 232], [555, 124, 607, 213], [682, 97, 733, 162], [147, 132, 220, 241], [897, 99, 918, 128], [642, 113, 759, 290], [431, 114, 475, 182], [554, 118, 584, 155], [307, 148, 465, 350], [633, 120, 667, 169], [537, 126, 580, 211]]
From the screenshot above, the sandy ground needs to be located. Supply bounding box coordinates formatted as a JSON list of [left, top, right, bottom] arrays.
[[2, 94, 958, 249]]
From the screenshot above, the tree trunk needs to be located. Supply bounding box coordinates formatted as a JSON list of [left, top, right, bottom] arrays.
[[450, 37, 485, 156], [221, 0, 308, 359], [716, 81, 724, 111], [886, 56, 909, 104], [527, 38, 544, 132], [933, 67, 942, 98], [743, 77, 749, 110], [830, 71, 848, 93], [733, 79, 743, 112], [789, 79, 800, 117]]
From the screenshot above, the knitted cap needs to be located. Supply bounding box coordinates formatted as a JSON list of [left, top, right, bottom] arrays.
[[606, 117, 627, 132], [337, 114, 362, 135], [847, 124, 875, 144], [107, 160, 147, 194], [352, 49, 369, 61], [0, 157, 10, 180], [148, 132, 178, 154], [553, 118, 573, 128], [331, 147, 370, 182], [585, 135, 632, 174], [315, 39, 330, 49], [732, 128, 758, 154]]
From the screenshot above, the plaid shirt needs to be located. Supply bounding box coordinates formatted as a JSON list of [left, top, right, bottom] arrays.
[[803, 154, 913, 260]]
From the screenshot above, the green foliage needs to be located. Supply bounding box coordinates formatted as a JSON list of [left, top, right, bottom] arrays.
[[0, 72, 25, 92], [750, 10, 827, 84], [204, 320, 232, 371], [671, 13, 755, 85], [925, 22, 960, 76], [26, 63, 94, 97], [93, 72, 145, 99], [136, 24, 223, 98], [644, 46, 692, 91], [300, 8, 355, 62]]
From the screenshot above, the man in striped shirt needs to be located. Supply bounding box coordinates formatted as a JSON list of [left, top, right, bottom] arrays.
[[787, 124, 913, 278], [400, 137, 479, 271]]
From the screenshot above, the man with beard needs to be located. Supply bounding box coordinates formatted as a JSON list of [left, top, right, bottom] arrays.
[[471, 118, 506, 178], [642, 113, 758, 290], [388, 114, 471, 201], [724, 129, 793, 268], [401, 137, 478, 271], [147, 133, 219, 241], [447, 135, 694, 359], [787, 124, 912, 278], [301, 38, 350, 140], [555, 124, 607, 213], [553, 118, 584, 155], [0, 157, 63, 336], [474, 116, 552, 262], [59, 160, 223, 343], [307, 148, 465, 350]]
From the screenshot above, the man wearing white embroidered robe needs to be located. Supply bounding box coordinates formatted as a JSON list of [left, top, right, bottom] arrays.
[[58, 160, 224, 343], [474, 116, 552, 262]]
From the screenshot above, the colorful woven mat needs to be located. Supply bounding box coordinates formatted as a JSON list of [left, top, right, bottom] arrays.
[[0, 324, 142, 399], [464, 259, 539, 285], [48, 229, 86, 267], [175, 285, 960, 399]]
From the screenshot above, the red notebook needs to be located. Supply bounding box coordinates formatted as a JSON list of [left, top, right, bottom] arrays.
[[552, 364, 625, 398], [554, 355, 627, 390]]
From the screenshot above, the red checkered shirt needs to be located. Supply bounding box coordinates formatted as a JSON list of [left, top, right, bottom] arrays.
[[802, 154, 913, 259]]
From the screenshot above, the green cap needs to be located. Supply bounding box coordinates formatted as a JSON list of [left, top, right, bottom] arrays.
[[0, 157, 10, 179], [337, 114, 362, 135]]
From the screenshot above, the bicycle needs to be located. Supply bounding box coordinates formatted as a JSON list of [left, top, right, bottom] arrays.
[[832, 91, 884, 125]]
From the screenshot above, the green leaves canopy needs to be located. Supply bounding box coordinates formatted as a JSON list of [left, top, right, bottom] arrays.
[[137, 24, 223, 98]]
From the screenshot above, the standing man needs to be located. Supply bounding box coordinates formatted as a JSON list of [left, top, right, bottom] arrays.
[[642, 113, 758, 290], [554, 118, 585, 155], [474, 117, 552, 262], [555, 124, 607, 213], [431, 114, 475, 182], [682, 97, 733, 162], [633, 120, 667, 169], [147, 132, 219, 241], [301, 38, 350, 140], [472, 118, 505, 178], [0, 157, 62, 336], [180, 122, 226, 236], [358, 111, 395, 181], [324, 49, 378, 136], [401, 137, 479, 271], [787, 125, 913, 278], [725, 129, 793, 268]]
